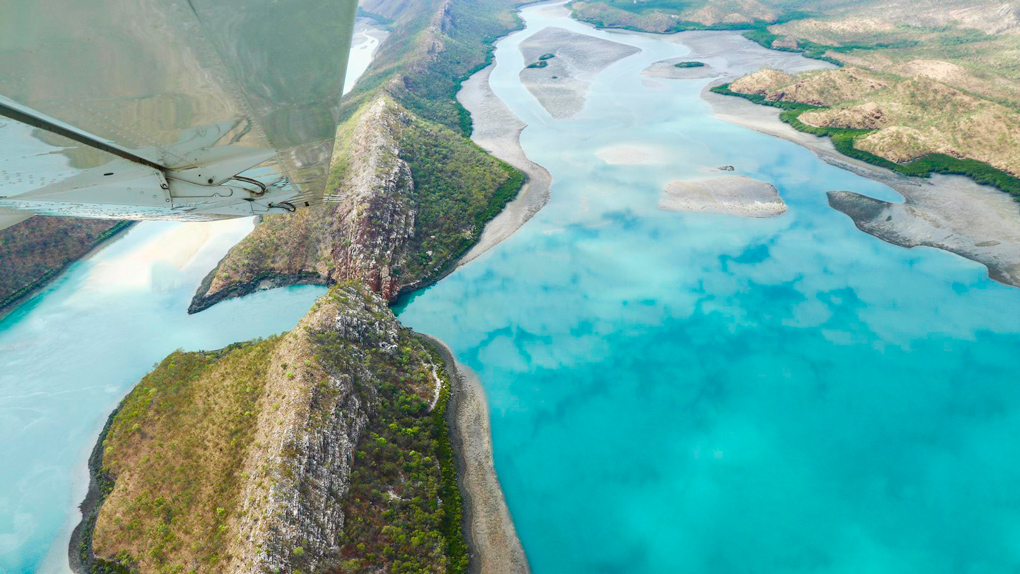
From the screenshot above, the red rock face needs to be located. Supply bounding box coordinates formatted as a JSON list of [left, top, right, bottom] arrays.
[[190, 97, 422, 312]]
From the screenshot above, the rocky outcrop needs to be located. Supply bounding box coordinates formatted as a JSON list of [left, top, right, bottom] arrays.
[[76, 283, 469, 573], [190, 91, 520, 313], [188, 97, 415, 313], [227, 285, 398, 572]]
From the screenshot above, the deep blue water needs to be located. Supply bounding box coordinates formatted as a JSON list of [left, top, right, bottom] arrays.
[[397, 4, 1020, 572]]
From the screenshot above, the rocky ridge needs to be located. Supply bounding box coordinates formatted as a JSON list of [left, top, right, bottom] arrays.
[[189, 0, 525, 313], [75, 283, 465, 573], [189, 91, 519, 313]]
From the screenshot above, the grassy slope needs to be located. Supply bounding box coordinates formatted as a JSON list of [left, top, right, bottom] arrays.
[[85, 284, 468, 573], [395, 111, 524, 282], [713, 75, 1020, 198], [345, 0, 524, 135], [91, 343, 275, 572], [0, 218, 131, 314]]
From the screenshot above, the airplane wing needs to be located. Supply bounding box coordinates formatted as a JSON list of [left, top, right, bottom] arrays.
[[0, 0, 358, 230]]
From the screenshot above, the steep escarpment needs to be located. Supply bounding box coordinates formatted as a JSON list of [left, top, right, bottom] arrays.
[[189, 0, 525, 313], [75, 283, 469, 573], [0, 218, 131, 315], [189, 94, 521, 313]]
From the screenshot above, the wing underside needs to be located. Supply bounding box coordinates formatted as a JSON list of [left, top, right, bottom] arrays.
[[0, 0, 358, 229]]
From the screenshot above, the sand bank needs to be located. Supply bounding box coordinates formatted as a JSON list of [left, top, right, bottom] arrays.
[[457, 65, 552, 267], [691, 36, 1020, 287], [420, 334, 530, 574], [519, 27, 639, 119], [660, 176, 787, 218], [642, 59, 718, 80], [829, 188, 1020, 286]]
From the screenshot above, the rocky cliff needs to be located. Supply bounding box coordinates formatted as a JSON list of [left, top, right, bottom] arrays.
[[189, 94, 521, 313], [75, 283, 468, 573], [189, 0, 525, 314]]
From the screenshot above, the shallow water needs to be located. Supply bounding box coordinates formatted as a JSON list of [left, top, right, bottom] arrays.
[[0, 19, 386, 571], [397, 4, 1020, 573]]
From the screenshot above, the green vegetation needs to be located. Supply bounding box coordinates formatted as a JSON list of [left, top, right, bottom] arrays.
[[712, 83, 1020, 198], [84, 284, 471, 572], [332, 342, 467, 573], [357, 6, 394, 26], [87, 342, 276, 572], [308, 285, 467, 572], [397, 112, 522, 282], [343, 0, 524, 136], [674, 61, 705, 68]]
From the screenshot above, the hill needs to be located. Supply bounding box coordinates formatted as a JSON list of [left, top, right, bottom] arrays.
[[190, 0, 527, 313], [75, 283, 469, 573], [722, 67, 1020, 197]]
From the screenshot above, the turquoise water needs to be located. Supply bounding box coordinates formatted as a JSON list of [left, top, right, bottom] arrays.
[[0, 19, 387, 570], [397, 4, 1020, 573], [0, 221, 327, 572]]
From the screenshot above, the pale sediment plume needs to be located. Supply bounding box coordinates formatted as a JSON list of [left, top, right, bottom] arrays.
[[660, 176, 787, 218], [86, 218, 253, 291], [595, 144, 670, 165], [519, 27, 640, 119], [420, 334, 530, 574], [457, 65, 552, 267]]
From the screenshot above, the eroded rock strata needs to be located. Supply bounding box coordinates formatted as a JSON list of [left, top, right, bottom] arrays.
[[189, 94, 520, 313], [74, 283, 472, 573]]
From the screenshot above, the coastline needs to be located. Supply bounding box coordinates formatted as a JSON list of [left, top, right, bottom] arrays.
[[418, 333, 530, 574], [456, 64, 552, 268], [67, 404, 120, 574], [703, 84, 1020, 288]]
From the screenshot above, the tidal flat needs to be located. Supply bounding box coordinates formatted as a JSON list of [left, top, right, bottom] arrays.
[[401, 1, 1020, 572]]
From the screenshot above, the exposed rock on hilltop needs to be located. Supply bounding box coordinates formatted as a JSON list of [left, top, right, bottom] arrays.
[[189, 94, 521, 313], [732, 67, 888, 107], [75, 283, 470, 573]]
